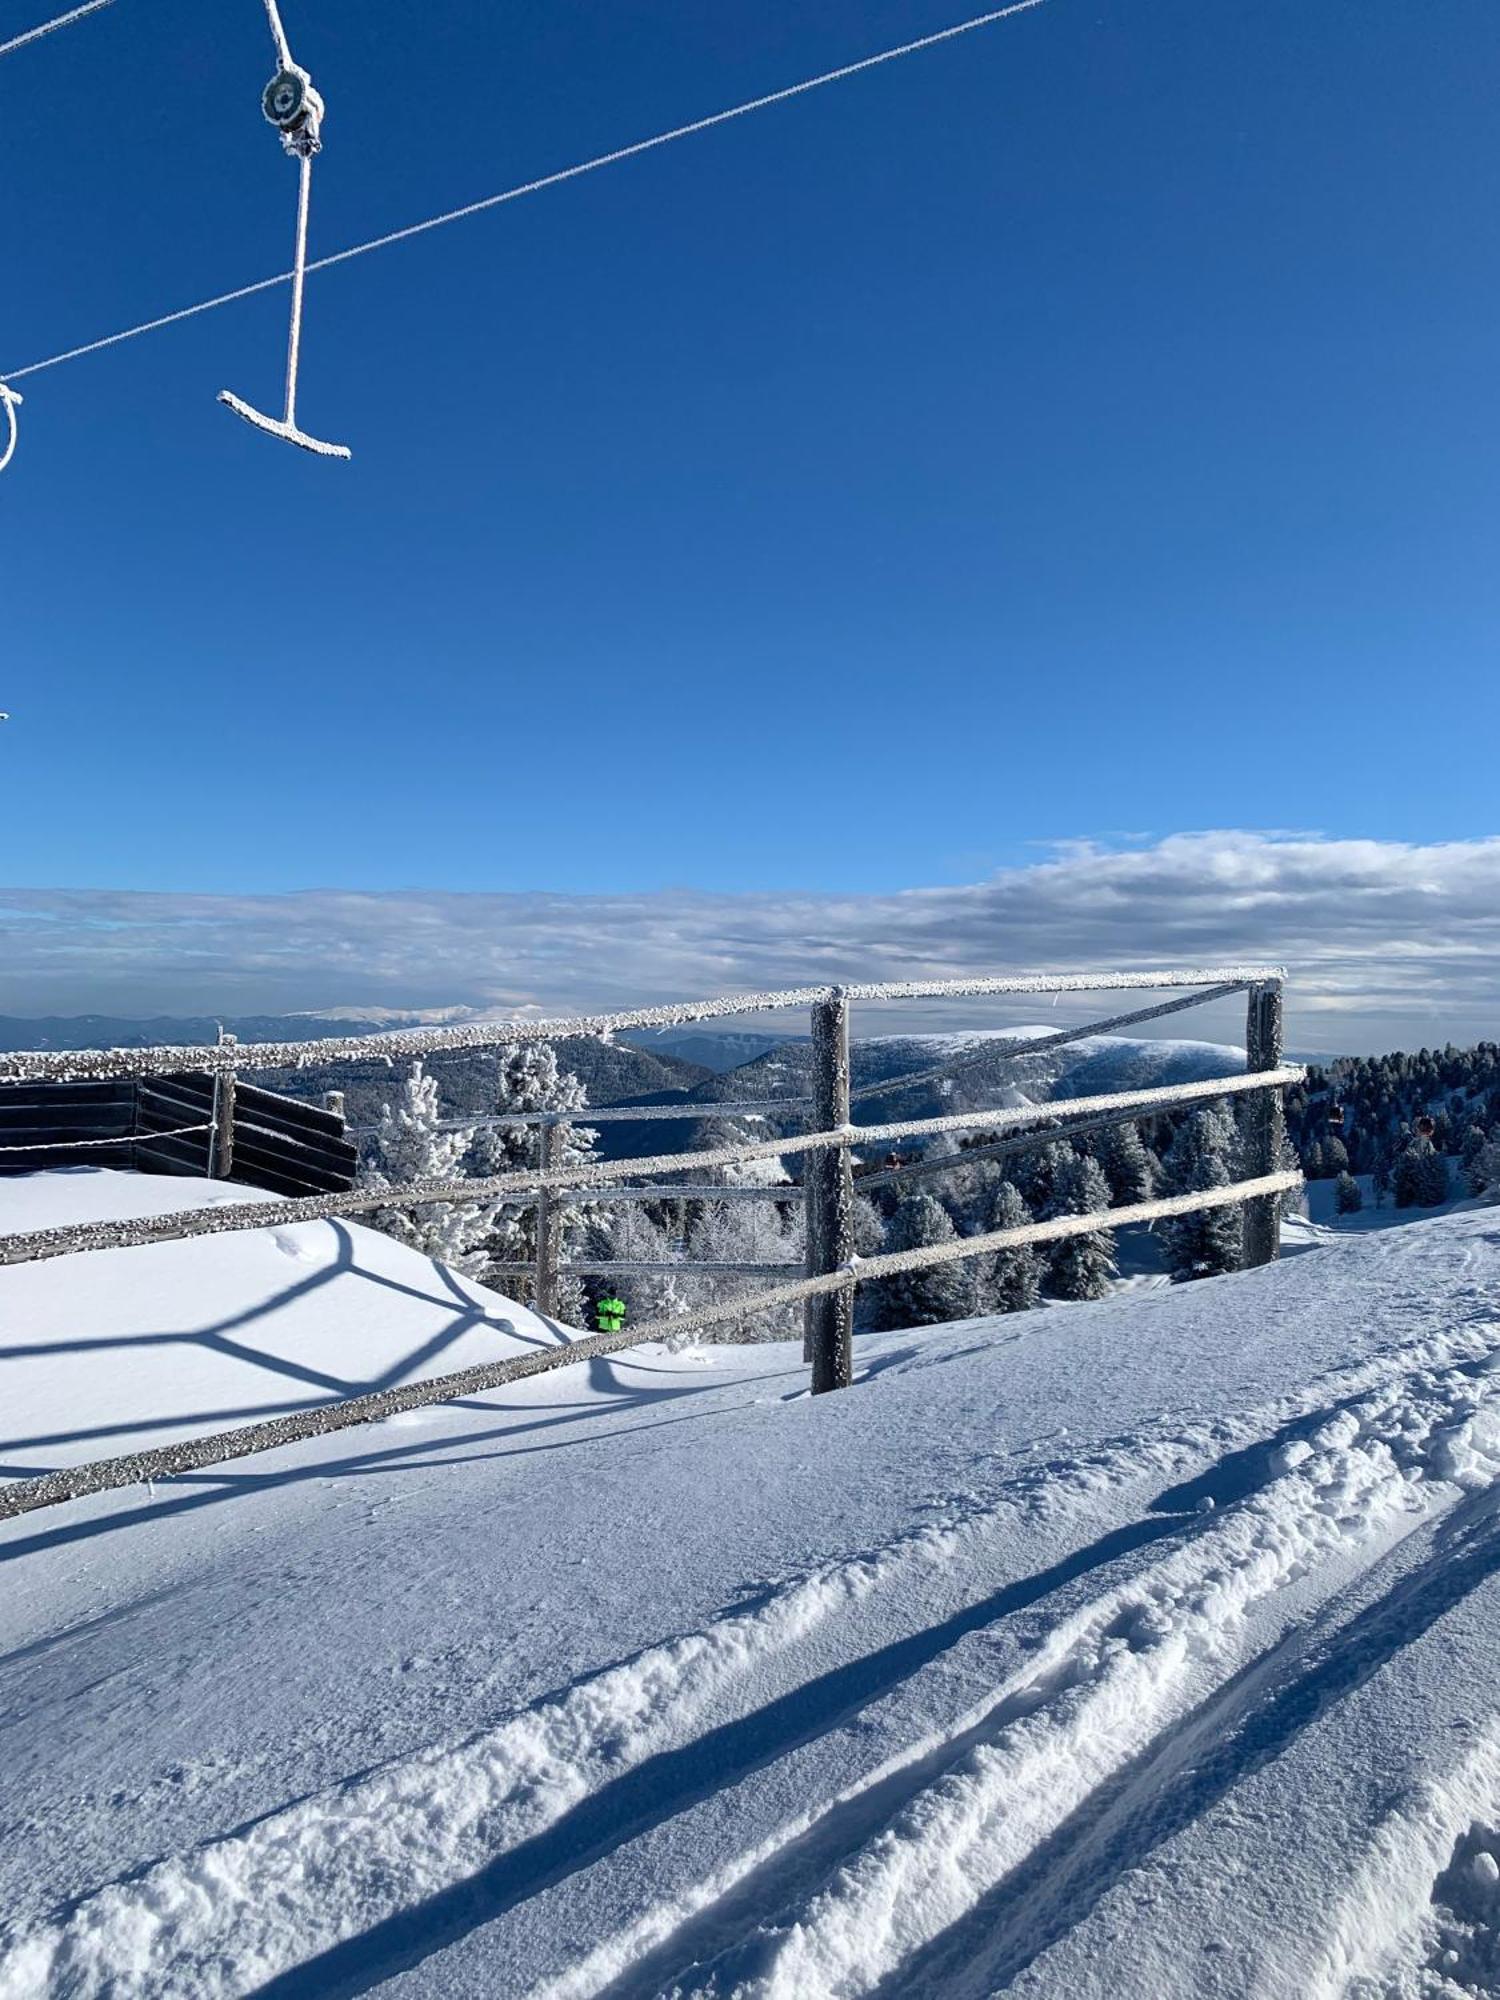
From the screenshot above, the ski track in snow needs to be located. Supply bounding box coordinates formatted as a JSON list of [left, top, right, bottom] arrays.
[[539, 1346, 1500, 2000], [0, 1417, 1220, 1998], [7, 1305, 1500, 2000]]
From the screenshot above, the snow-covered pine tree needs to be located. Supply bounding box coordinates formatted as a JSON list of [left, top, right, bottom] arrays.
[[852, 1191, 885, 1257], [865, 1191, 974, 1331], [1334, 1170, 1363, 1216], [468, 1042, 598, 1321], [1465, 1125, 1497, 1196], [1100, 1122, 1159, 1205], [663, 1115, 805, 1342], [1393, 1135, 1448, 1209], [686, 1189, 803, 1341], [360, 1061, 489, 1268], [1160, 1106, 1243, 1282], [1278, 1129, 1307, 1218], [1014, 1138, 1071, 1216], [1472, 1133, 1500, 1200], [574, 1201, 691, 1331], [982, 1179, 1042, 1313], [1044, 1153, 1117, 1302]]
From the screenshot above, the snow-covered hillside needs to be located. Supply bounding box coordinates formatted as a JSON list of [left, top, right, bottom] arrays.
[[702, 1029, 1245, 1129], [0, 1170, 563, 1479], [4, 1171, 1500, 1997]]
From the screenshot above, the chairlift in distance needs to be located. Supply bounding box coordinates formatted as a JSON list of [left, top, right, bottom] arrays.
[[1327, 1102, 1345, 1131], [218, 28, 350, 460]]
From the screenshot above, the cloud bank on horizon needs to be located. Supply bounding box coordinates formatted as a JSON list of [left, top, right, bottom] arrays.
[[2, 831, 1497, 1054]]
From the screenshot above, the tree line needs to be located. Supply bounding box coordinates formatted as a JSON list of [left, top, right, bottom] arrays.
[[354, 1049, 1277, 1338], [355, 1035, 1500, 1341], [1286, 1041, 1500, 1217]]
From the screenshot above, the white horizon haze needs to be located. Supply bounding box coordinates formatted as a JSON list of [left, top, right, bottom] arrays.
[[2, 830, 1497, 1056]]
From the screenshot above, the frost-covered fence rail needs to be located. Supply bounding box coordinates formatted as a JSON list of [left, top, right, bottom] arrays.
[[0, 969, 1289, 1084], [0, 967, 1301, 1519], [0, 1173, 1300, 1525]]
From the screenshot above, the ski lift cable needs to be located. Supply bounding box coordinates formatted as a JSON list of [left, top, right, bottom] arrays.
[[0, 0, 113, 62], [260, 0, 292, 73], [3, 0, 1047, 385]]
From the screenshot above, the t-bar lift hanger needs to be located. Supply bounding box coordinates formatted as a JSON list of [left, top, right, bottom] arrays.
[[218, 0, 350, 458]]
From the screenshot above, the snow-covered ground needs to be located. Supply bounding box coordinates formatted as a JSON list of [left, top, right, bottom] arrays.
[[5, 1170, 1500, 1997], [0, 1169, 564, 1479]]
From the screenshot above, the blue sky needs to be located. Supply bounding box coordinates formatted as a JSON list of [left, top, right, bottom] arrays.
[[1, 0, 1498, 1031]]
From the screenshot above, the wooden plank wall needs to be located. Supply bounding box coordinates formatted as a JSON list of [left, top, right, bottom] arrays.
[[0, 1075, 358, 1196], [0, 1081, 135, 1173]]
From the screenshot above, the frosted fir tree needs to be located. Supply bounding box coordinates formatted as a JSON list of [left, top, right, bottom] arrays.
[[576, 1202, 691, 1331], [686, 1187, 803, 1342], [852, 1190, 886, 1257], [1471, 1133, 1500, 1200], [1393, 1135, 1449, 1209], [1160, 1106, 1243, 1282], [1100, 1122, 1159, 1206], [654, 1113, 804, 1342], [361, 1061, 490, 1269], [1044, 1153, 1117, 1302], [1014, 1138, 1071, 1217], [1320, 1132, 1350, 1177], [865, 1191, 974, 1331], [982, 1180, 1042, 1313], [469, 1042, 598, 1321], [1278, 1129, 1307, 1218], [1334, 1170, 1364, 1216]]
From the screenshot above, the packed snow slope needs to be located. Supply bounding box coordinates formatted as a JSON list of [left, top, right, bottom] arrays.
[[5, 1172, 1500, 1998], [0, 1169, 564, 1480]]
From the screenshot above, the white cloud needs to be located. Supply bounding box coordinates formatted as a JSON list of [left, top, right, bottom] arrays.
[[3, 831, 1499, 1053]]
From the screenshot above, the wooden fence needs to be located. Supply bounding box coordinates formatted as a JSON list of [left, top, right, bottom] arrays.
[[0, 966, 1301, 1522]]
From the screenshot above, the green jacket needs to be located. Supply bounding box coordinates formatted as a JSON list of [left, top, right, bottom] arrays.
[[596, 1295, 626, 1332]]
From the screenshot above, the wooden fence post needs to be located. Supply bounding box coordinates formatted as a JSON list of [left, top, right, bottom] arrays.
[[805, 989, 855, 1393], [210, 1030, 237, 1181], [534, 1116, 563, 1319], [1242, 980, 1285, 1267], [323, 1089, 346, 1123]]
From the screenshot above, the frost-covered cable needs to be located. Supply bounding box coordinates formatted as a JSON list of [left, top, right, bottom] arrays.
[[4, 0, 1050, 382], [0, 1170, 1302, 1524], [0, 1120, 210, 1154], [0, 0, 113, 61], [259, 0, 292, 72], [0, 1066, 1304, 1268]]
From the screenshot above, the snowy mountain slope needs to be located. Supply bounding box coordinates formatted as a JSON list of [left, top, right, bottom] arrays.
[[691, 1029, 1245, 1130], [3, 1177, 1500, 1997]]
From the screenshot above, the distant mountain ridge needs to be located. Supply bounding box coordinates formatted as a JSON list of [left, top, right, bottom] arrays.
[[0, 1013, 409, 1053]]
